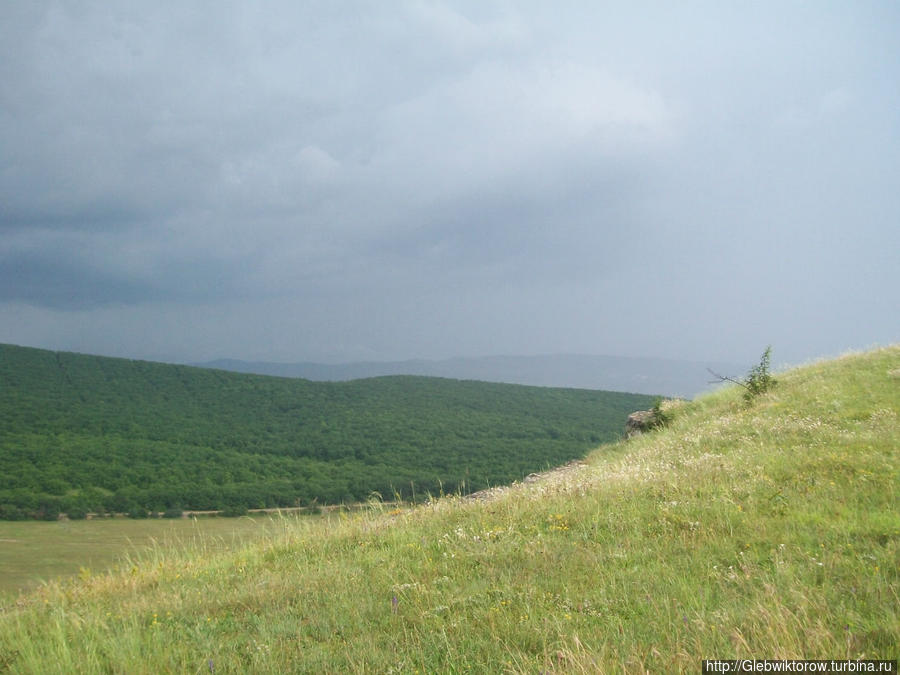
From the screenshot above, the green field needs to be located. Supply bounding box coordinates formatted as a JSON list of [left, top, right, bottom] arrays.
[[0, 346, 896, 672], [0, 515, 298, 600]]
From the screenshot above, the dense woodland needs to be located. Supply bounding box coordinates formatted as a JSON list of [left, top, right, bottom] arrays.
[[0, 344, 655, 519]]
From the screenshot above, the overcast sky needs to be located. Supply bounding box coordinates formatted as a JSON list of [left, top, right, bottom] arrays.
[[1, 2, 898, 367]]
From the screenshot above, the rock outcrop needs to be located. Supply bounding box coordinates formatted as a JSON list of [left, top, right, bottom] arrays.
[[625, 410, 660, 438]]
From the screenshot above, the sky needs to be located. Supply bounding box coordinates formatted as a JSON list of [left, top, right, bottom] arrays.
[[1, 1, 898, 367]]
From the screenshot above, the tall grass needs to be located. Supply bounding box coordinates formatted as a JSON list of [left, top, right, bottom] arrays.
[[1, 346, 897, 673]]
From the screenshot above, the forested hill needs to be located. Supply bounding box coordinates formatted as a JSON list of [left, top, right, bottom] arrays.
[[0, 343, 656, 519]]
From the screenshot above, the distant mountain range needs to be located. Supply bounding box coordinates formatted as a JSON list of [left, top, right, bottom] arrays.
[[194, 354, 748, 399]]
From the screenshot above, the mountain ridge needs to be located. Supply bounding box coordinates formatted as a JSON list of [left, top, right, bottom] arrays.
[[194, 353, 747, 399]]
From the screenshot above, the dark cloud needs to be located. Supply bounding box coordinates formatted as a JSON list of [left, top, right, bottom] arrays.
[[1, 2, 898, 365], [0, 252, 147, 309], [0, 234, 257, 309]]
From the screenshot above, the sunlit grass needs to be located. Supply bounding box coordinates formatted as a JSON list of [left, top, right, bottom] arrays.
[[0, 346, 897, 672]]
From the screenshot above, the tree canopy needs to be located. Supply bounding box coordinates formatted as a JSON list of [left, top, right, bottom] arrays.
[[0, 344, 656, 518]]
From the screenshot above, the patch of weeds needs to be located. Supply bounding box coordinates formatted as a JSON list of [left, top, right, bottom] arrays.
[[0, 647, 19, 671], [650, 398, 672, 428]]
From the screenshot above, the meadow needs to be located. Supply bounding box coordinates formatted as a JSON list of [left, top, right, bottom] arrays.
[[0, 515, 306, 600], [0, 346, 896, 672]]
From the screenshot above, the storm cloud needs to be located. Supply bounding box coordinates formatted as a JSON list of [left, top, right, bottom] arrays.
[[1, 2, 898, 365]]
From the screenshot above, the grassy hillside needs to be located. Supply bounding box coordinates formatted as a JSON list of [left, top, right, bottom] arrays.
[[0, 344, 654, 518], [0, 346, 896, 672]]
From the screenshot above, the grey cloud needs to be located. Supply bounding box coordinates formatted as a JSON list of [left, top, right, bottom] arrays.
[[0, 238, 254, 309], [368, 163, 644, 289], [1, 1, 898, 365]]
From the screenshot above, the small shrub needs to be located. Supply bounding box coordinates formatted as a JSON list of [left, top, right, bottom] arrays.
[[743, 345, 776, 402], [650, 398, 672, 428], [708, 346, 778, 404]]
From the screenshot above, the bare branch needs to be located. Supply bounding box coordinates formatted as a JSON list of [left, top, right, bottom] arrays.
[[708, 347, 777, 403], [707, 367, 751, 391]]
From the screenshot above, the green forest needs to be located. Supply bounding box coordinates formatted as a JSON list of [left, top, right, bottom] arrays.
[[0, 344, 655, 519]]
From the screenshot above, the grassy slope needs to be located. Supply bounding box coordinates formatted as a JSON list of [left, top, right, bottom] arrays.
[[0, 347, 897, 672]]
